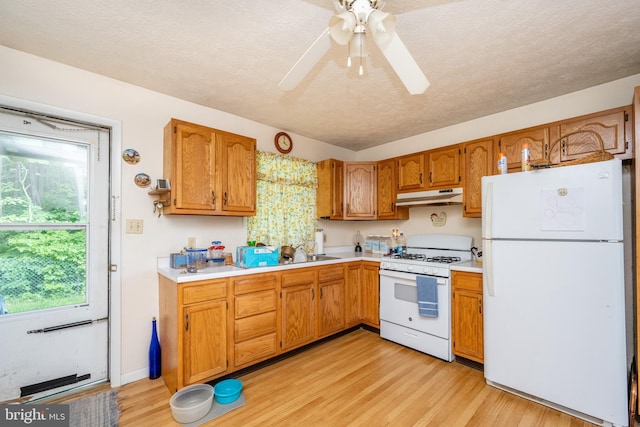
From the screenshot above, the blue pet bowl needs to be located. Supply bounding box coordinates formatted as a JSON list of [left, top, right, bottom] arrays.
[[214, 379, 243, 404]]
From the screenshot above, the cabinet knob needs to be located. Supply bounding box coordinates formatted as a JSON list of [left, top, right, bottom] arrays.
[[185, 313, 190, 331], [211, 191, 216, 205], [224, 192, 228, 206]]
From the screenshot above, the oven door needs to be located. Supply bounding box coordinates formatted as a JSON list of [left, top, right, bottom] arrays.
[[379, 269, 450, 340]]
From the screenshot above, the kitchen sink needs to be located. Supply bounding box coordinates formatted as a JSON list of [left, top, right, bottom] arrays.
[[306, 254, 340, 262]]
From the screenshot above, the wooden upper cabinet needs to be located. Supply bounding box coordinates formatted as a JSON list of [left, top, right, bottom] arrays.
[[397, 152, 426, 192], [376, 159, 409, 220], [316, 159, 344, 219], [426, 145, 461, 189], [162, 118, 256, 216], [217, 131, 256, 214], [164, 119, 217, 212], [344, 162, 377, 220], [498, 125, 551, 172], [462, 138, 494, 218], [551, 105, 632, 161]]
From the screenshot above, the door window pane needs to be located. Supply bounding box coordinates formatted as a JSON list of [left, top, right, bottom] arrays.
[[0, 133, 88, 314]]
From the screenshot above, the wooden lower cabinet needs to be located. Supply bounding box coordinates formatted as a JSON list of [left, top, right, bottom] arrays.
[[281, 268, 317, 351], [159, 260, 381, 392], [451, 270, 483, 363], [318, 265, 346, 337], [360, 262, 380, 327], [183, 299, 228, 385], [158, 275, 230, 393], [345, 263, 362, 327], [232, 273, 278, 369]]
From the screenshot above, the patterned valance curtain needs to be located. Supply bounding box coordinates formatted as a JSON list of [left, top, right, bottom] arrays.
[[247, 151, 317, 250]]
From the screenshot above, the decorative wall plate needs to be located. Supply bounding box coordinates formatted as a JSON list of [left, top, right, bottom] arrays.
[[122, 148, 140, 164], [430, 211, 447, 227], [134, 173, 151, 188]]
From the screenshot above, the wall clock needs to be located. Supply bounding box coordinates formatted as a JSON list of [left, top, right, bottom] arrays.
[[274, 132, 293, 154]]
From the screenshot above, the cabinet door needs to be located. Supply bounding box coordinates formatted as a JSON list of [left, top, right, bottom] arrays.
[[316, 159, 344, 219], [344, 162, 376, 219], [377, 159, 408, 220], [555, 106, 631, 161], [183, 299, 228, 385], [281, 283, 316, 351], [462, 138, 494, 218], [360, 262, 379, 327], [451, 289, 484, 363], [166, 120, 217, 212], [397, 153, 426, 192], [344, 263, 361, 327], [318, 278, 345, 337], [217, 131, 256, 214], [427, 145, 460, 189], [498, 126, 550, 172]]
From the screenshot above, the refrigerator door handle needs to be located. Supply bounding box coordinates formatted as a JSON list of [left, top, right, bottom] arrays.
[[483, 181, 493, 239], [484, 239, 494, 296]]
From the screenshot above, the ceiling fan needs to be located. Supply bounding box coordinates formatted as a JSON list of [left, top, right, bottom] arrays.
[[278, 0, 430, 95]]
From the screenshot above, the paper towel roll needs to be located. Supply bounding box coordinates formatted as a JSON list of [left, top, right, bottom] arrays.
[[315, 231, 324, 255]]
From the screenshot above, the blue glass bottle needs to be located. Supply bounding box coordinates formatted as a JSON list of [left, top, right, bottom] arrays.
[[149, 316, 161, 379]]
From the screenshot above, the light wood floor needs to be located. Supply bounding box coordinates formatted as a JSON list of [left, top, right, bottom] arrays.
[[113, 329, 603, 426]]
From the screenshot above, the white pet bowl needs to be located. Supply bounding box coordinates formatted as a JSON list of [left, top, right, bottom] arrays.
[[169, 383, 214, 424]]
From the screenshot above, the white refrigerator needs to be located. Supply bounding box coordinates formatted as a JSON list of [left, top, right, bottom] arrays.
[[481, 159, 628, 426]]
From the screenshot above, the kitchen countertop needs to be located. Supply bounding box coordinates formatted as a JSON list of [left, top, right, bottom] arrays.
[[158, 250, 385, 283], [451, 260, 483, 274]]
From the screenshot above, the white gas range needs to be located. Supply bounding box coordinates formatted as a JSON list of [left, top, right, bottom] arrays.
[[379, 234, 473, 362]]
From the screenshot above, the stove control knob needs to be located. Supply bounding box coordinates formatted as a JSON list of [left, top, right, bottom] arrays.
[[407, 265, 414, 272]]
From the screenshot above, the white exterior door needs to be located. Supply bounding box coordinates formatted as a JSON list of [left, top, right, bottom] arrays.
[[0, 107, 110, 401]]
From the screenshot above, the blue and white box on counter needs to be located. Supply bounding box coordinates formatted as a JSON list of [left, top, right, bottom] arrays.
[[236, 246, 279, 268]]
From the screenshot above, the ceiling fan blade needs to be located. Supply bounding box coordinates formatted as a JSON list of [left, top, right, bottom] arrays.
[[278, 28, 332, 91], [374, 32, 430, 95]]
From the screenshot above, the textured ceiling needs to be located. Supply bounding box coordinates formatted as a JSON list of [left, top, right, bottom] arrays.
[[0, 0, 639, 151]]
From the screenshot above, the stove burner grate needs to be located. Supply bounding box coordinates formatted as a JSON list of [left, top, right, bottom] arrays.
[[390, 253, 426, 261], [426, 256, 461, 264]]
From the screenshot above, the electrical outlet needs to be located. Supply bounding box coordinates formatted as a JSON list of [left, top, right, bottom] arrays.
[[126, 219, 143, 234], [187, 237, 196, 249]]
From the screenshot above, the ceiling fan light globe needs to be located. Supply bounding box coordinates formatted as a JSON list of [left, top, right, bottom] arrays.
[[368, 10, 396, 46], [329, 12, 356, 45]]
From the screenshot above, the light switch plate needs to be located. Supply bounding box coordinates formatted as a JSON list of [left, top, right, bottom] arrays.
[[126, 219, 143, 234]]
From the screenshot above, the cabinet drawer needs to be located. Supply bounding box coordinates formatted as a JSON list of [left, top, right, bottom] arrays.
[[182, 280, 227, 305], [235, 311, 277, 342], [318, 265, 344, 282], [281, 269, 316, 287], [234, 333, 277, 367], [233, 273, 277, 295], [452, 271, 482, 292], [235, 290, 277, 319]]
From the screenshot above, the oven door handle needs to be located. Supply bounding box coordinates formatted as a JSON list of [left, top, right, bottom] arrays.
[[379, 270, 447, 284]]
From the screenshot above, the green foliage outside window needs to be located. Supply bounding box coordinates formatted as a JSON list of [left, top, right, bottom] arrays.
[[0, 142, 88, 314]]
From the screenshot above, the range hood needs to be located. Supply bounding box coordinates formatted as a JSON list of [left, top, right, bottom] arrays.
[[396, 188, 463, 206]]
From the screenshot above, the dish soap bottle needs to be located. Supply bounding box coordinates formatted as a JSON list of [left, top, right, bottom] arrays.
[[355, 230, 363, 252], [397, 232, 407, 254]]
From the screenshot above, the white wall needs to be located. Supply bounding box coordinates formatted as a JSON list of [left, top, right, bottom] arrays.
[[1, 44, 638, 385]]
